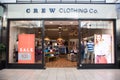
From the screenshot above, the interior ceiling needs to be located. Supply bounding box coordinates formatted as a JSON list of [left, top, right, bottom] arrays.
[[44, 20, 79, 40]]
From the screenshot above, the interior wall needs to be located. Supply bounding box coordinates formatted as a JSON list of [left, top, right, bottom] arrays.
[[9, 26, 20, 63]]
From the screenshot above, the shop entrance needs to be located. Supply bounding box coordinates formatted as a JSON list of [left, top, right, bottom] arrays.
[[44, 20, 79, 68], [7, 19, 115, 69]]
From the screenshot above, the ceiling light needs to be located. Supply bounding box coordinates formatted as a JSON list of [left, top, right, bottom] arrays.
[[57, 37, 63, 41], [49, 21, 53, 24], [58, 27, 62, 29], [44, 37, 50, 41], [70, 22, 73, 24]]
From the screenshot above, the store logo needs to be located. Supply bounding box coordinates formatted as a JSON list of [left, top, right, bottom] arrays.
[[26, 8, 98, 14], [26, 8, 56, 13]]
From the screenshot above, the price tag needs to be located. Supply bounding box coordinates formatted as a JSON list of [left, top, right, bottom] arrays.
[[18, 53, 31, 60]]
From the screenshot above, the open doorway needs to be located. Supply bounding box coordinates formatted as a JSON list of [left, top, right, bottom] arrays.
[[44, 20, 79, 68]]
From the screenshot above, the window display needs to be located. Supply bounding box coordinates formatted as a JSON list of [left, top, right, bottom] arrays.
[[80, 20, 114, 64], [9, 20, 43, 64]]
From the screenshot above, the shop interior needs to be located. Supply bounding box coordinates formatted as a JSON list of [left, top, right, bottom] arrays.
[[44, 20, 78, 67]]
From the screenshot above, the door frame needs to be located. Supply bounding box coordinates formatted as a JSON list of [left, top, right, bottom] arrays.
[[43, 19, 79, 68]]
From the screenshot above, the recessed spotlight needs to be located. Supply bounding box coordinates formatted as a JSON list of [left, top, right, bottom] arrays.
[[49, 21, 53, 24], [58, 27, 62, 29], [70, 22, 73, 24]]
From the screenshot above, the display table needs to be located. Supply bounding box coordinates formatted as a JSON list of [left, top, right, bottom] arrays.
[[67, 54, 77, 62], [45, 56, 56, 62], [45, 52, 56, 62]]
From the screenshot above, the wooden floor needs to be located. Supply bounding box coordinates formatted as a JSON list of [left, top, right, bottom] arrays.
[[46, 55, 77, 68], [0, 68, 120, 80]]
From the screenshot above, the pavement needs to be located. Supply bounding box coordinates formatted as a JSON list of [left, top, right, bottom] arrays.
[[0, 68, 120, 80]]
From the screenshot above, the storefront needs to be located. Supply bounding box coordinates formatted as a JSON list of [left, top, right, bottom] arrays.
[[5, 4, 119, 69]]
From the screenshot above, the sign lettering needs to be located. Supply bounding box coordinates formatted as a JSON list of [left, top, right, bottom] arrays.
[[26, 8, 98, 14]]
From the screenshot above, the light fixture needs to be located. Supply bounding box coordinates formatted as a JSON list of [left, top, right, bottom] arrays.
[[70, 22, 73, 25], [44, 37, 50, 41], [58, 26, 62, 29], [57, 37, 63, 41], [49, 21, 53, 24]]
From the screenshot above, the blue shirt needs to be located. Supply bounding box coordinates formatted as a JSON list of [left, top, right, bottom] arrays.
[[86, 41, 94, 52]]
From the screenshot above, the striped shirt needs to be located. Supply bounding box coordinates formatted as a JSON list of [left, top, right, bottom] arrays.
[[86, 41, 94, 52]]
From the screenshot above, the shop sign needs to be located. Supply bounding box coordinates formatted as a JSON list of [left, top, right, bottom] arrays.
[[7, 4, 117, 19], [26, 8, 98, 14]]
